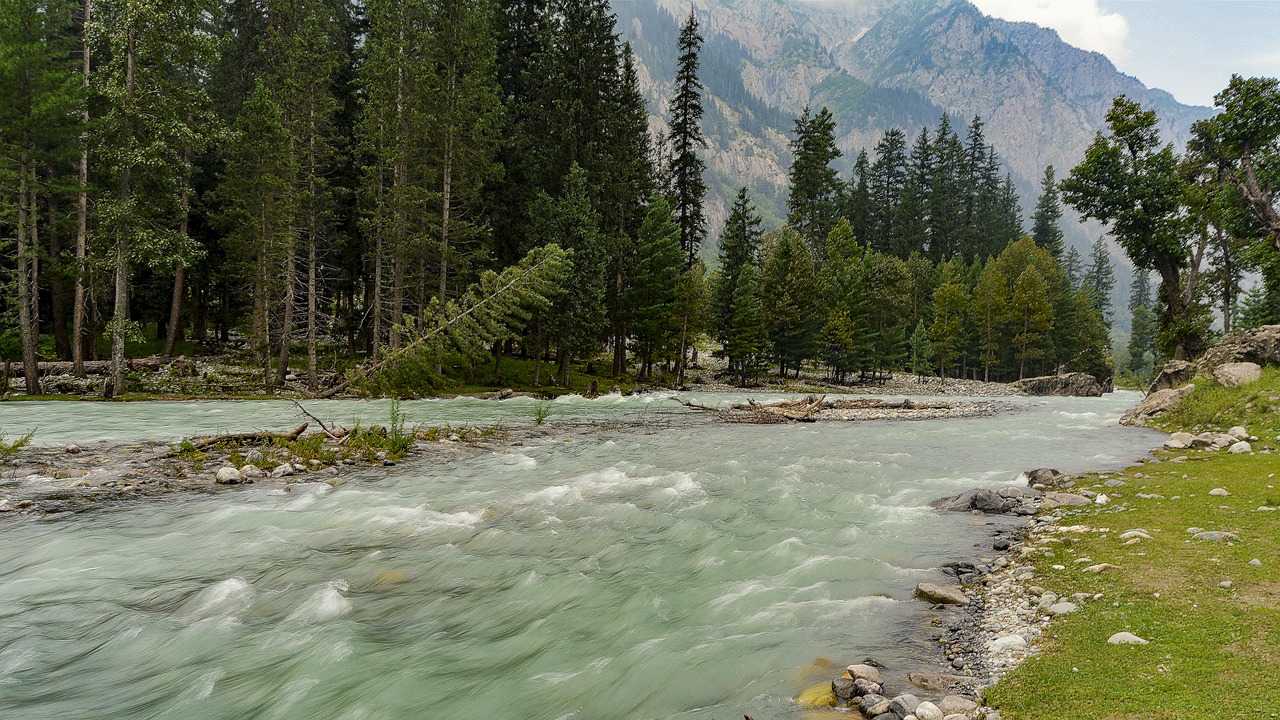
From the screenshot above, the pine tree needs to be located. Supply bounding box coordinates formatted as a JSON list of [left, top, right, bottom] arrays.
[[1031, 165, 1064, 257], [868, 128, 907, 254], [219, 81, 298, 384], [762, 228, 818, 377], [627, 195, 683, 377], [712, 187, 762, 350], [666, 5, 706, 265], [786, 105, 842, 256], [971, 260, 1003, 381], [1010, 265, 1052, 379], [843, 149, 872, 244], [0, 0, 79, 392], [1126, 271, 1156, 378], [724, 261, 768, 384], [1081, 236, 1116, 327], [930, 260, 969, 379], [909, 320, 932, 377], [93, 0, 216, 393], [928, 114, 965, 261]]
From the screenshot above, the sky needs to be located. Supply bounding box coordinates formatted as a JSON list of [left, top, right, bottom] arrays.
[[968, 0, 1280, 107]]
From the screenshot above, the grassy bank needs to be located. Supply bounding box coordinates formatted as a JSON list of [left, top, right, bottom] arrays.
[[985, 374, 1280, 718]]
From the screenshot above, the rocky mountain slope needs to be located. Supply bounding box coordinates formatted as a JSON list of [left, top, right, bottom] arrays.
[[615, 0, 1215, 249]]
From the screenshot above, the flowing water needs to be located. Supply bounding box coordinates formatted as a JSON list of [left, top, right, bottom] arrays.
[[0, 393, 1161, 719]]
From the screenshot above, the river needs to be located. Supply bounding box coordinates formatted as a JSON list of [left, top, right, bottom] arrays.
[[0, 392, 1161, 719]]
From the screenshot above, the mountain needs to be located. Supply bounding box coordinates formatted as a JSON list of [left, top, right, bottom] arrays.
[[614, 0, 1215, 252]]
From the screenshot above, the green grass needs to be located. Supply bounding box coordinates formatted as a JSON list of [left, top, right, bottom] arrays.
[[985, 379, 1280, 718], [0, 429, 34, 458]]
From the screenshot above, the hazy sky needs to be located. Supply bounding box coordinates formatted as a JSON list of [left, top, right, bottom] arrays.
[[968, 0, 1280, 107]]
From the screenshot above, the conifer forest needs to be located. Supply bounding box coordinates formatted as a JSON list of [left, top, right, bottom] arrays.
[[2, 0, 1280, 396]]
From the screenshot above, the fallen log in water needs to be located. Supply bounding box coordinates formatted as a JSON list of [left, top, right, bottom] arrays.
[[677, 395, 958, 423], [153, 423, 309, 459]]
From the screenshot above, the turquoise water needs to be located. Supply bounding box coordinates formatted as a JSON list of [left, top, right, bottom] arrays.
[[0, 393, 1160, 719]]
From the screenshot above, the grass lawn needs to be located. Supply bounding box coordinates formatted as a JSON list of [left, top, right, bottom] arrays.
[[984, 374, 1280, 719]]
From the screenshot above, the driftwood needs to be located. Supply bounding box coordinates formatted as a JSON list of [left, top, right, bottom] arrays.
[[291, 399, 349, 440], [154, 422, 309, 459], [678, 395, 954, 424]]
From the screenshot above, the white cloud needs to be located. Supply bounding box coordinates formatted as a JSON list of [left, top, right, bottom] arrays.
[[970, 0, 1130, 61]]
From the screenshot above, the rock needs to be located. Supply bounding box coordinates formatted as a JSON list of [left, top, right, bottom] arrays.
[[847, 664, 885, 686], [1121, 384, 1196, 426], [997, 486, 1027, 498], [244, 449, 264, 463], [1250, 558, 1263, 566], [1219, 580, 1233, 589], [796, 683, 836, 708], [1083, 563, 1121, 573], [1228, 425, 1251, 439], [1094, 493, 1110, 505], [1164, 431, 1195, 449], [943, 716, 970, 720], [932, 488, 1016, 514], [1103, 479, 1128, 487], [1208, 487, 1231, 496], [988, 635, 1027, 652], [938, 696, 978, 715], [915, 701, 944, 720], [832, 676, 856, 702], [1013, 503, 1037, 516], [853, 678, 882, 697], [1108, 631, 1149, 645], [65, 443, 80, 454], [1016, 372, 1105, 397], [1198, 326, 1280, 377], [1025, 468, 1072, 489], [1193, 531, 1240, 542], [270, 464, 294, 478], [1120, 529, 1153, 540], [889, 694, 921, 718], [1046, 601, 1079, 615], [1150, 359, 1196, 392], [1229, 441, 1253, 454], [240, 464, 265, 479], [858, 694, 890, 717], [1041, 491, 1091, 509], [915, 582, 970, 606], [906, 672, 968, 692], [1214, 362, 1263, 388], [214, 466, 243, 484]]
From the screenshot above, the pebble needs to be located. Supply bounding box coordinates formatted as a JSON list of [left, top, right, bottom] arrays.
[[1250, 558, 1263, 567], [1208, 488, 1230, 496], [915, 701, 944, 720], [1192, 531, 1239, 542], [214, 466, 243, 484], [1219, 581, 1233, 589], [1229, 441, 1252, 454], [987, 635, 1027, 652], [1045, 602, 1078, 615], [1083, 563, 1120, 573]]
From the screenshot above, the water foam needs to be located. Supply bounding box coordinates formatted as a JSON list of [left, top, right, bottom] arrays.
[[181, 577, 255, 621], [286, 580, 352, 623]]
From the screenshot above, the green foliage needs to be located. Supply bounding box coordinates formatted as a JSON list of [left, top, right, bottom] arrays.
[[930, 261, 968, 378], [1030, 165, 1064, 257], [666, 6, 707, 263], [723, 262, 768, 384], [908, 320, 932, 377], [627, 195, 684, 376], [0, 429, 33, 458], [712, 187, 763, 346], [762, 228, 819, 377], [786, 105, 842, 254]]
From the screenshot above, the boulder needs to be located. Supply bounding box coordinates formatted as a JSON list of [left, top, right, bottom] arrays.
[[932, 488, 1016, 514], [906, 672, 969, 692], [832, 676, 856, 702], [915, 701, 944, 720], [1164, 432, 1195, 449], [938, 696, 978, 715], [240, 464, 265, 479], [1196, 324, 1280, 376], [888, 694, 921, 718], [1120, 384, 1195, 426], [1015, 372, 1105, 397], [858, 694, 891, 717], [214, 466, 243, 485], [270, 464, 294, 478], [1228, 425, 1250, 439], [1229, 441, 1253, 454], [1192, 531, 1239, 542], [1025, 468, 1072, 489], [1040, 491, 1092, 509], [988, 635, 1027, 652], [1149, 360, 1196, 392], [914, 582, 970, 606], [1046, 601, 1079, 615], [846, 664, 885, 686], [1214, 361, 1262, 388]]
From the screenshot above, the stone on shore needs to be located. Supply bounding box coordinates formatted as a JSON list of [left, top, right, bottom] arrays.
[[1121, 384, 1195, 426], [1149, 360, 1196, 392], [1046, 601, 1078, 615], [846, 663, 885, 686], [1165, 432, 1195, 449], [987, 635, 1027, 653], [1040, 491, 1091, 509], [853, 678, 883, 697], [1213, 361, 1262, 388], [214, 466, 243, 484], [1228, 425, 1251, 439], [270, 464, 294, 478], [914, 701, 944, 720], [240, 464, 265, 479], [938, 696, 978, 715], [914, 582, 970, 606], [858, 694, 890, 716], [1025, 468, 1072, 489], [1193, 531, 1239, 542], [1108, 632, 1149, 645], [888, 694, 921, 718], [796, 683, 836, 708], [906, 671, 969, 692]]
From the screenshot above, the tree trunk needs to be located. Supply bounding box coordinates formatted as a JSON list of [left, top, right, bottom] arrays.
[[306, 117, 319, 392], [109, 28, 136, 396], [276, 244, 296, 386], [16, 154, 42, 394], [163, 143, 193, 360], [73, 0, 92, 378]]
